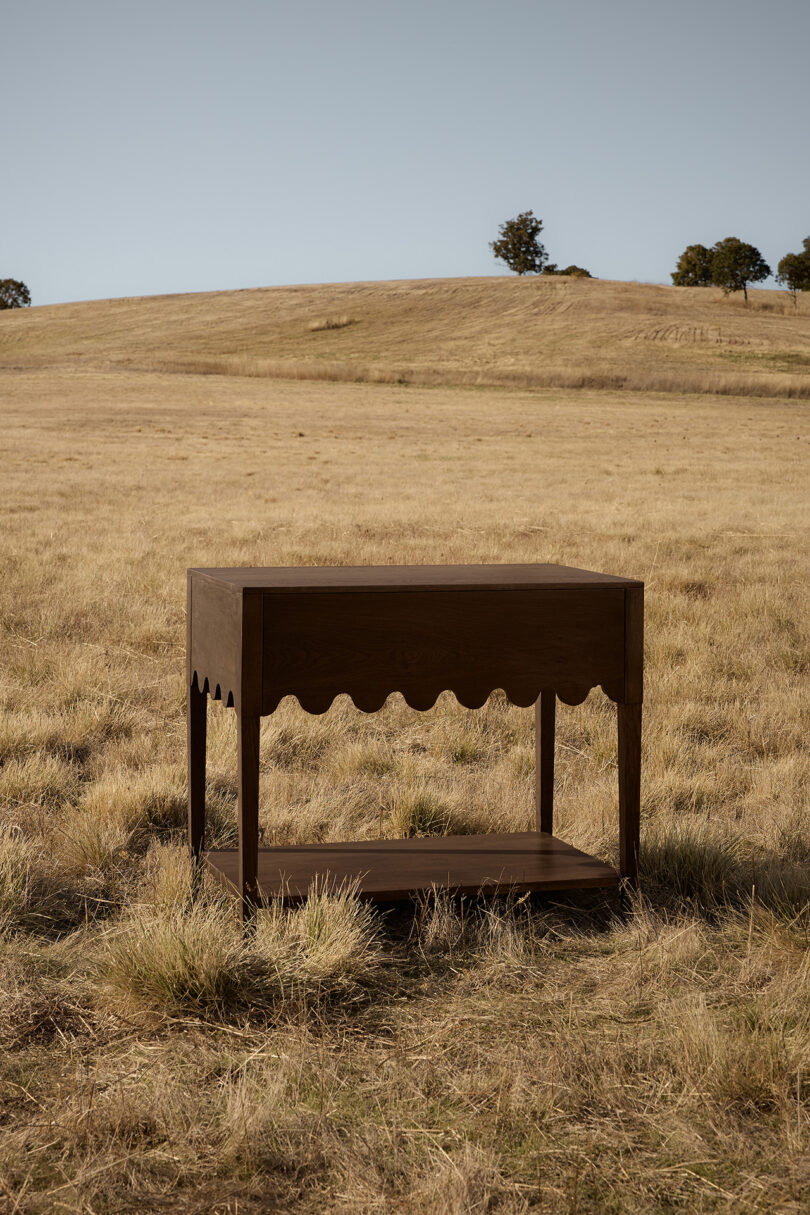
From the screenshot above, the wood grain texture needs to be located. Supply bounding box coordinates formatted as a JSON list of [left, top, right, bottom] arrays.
[[205, 832, 619, 903], [187, 678, 207, 858], [536, 692, 556, 833], [239, 587, 263, 718], [618, 701, 642, 886], [190, 563, 643, 593], [188, 573, 243, 708], [624, 585, 644, 704], [262, 588, 625, 713], [237, 715, 261, 922], [187, 562, 644, 909]]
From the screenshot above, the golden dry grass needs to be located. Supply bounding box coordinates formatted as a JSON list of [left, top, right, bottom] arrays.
[[3, 275, 810, 399], [0, 279, 809, 1212]]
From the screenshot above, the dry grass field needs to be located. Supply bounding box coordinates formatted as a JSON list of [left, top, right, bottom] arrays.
[[1, 277, 809, 1213], [3, 274, 810, 399]]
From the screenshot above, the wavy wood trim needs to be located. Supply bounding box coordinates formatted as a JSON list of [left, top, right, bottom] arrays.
[[193, 672, 236, 708], [189, 674, 631, 715]]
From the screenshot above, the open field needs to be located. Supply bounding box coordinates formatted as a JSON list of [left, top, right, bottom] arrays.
[[1, 279, 809, 1212]]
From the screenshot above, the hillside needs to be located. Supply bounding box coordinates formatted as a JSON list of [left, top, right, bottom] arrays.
[[2, 275, 810, 398]]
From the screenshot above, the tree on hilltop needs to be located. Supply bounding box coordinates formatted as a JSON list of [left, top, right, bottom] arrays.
[[544, 263, 593, 278], [490, 211, 548, 276], [0, 279, 31, 309], [776, 238, 810, 308], [710, 238, 770, 302], [671, 244, 713, 287]]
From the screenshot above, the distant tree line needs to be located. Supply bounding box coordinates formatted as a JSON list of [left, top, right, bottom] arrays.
[[491, 212, 810, 307], [490, 212, 592, 279], [672, 236, 810, 305], [543, 263, 592, 279], [0, 279, 31, 309]]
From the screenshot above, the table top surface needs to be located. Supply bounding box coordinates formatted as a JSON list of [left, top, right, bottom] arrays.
[[190, 562, 643, 593]]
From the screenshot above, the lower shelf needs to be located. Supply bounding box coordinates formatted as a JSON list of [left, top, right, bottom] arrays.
[[204, 831, 619, 903]]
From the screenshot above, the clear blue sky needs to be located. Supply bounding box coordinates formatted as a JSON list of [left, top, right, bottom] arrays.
[[5, 0, 809, 306]]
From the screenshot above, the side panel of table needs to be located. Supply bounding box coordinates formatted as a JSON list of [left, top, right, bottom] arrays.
[[187, 573, 263, 912]]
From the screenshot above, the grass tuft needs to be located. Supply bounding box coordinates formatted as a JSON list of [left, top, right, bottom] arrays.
[[0, 826, 35, 932], [97, 902, 245, 1017], [307, 315, 354, 332], [96, 881, 380, 1020], [385, 783, 453, 838]]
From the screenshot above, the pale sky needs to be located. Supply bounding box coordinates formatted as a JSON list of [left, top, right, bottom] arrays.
[[5, 0, 809, 306]]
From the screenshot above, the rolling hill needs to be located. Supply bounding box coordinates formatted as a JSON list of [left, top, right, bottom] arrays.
[[2, 275, 809, 399]]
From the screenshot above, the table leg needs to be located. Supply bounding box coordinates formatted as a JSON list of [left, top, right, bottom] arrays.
[[187, 678, 207, 860], [618, 701, 642, 887], [238, 714, 261, 923], [535, 691, 556, 834]]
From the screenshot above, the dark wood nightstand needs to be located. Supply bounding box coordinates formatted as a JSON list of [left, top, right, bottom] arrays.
[[187, 563, 642, 920]]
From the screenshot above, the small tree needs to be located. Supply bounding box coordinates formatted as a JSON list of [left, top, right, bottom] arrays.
[[543, 263, 592, 278], [490, 211, 548, 276], [0, 279, 31, 309], [776, 238, 810, 308], [710, 238, 770, 302], [671, 244, 714, 286]]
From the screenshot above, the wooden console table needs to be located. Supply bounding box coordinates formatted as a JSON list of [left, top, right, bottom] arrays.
[[187, 564, 643, 920]]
